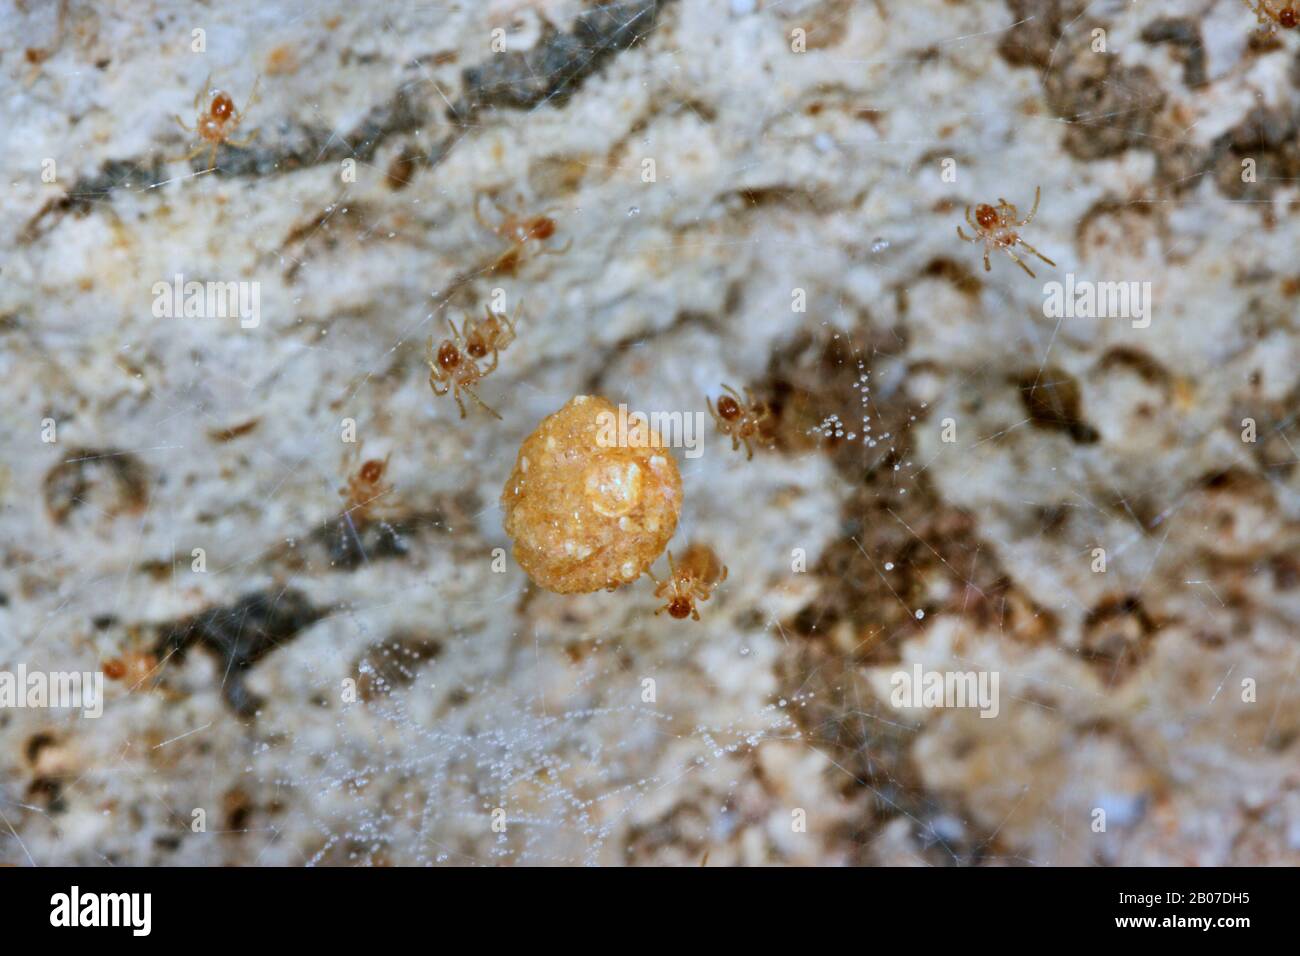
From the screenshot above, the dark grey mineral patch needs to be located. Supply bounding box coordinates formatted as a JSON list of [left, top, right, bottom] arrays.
[[449, 0, 672, 121], [153, 588, 331, 716]]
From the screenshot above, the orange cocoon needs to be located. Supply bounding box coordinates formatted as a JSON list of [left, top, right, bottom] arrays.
[[501, 395, 682, 594]]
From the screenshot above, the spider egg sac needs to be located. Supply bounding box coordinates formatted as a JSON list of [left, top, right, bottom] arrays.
[[501, 395, 683, 594]]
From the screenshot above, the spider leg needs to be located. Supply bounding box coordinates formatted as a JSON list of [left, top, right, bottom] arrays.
[[486, 193, 516, 231], [174, 114, 193, 132], [964, 206, 978, 231], [527, 234, 574, 260], [167, 142, 205, 164], [194, 72, 211, 112], [743, 436, 754, 461], [1003, 247, 1036, 278], [1016, 238, 1056, 267], [1020, 185, 1041, 226], [462, 385, 502, 420], [483, 349, 499, 374], [240, 75, 261, 117], [983, 248, 991, 272], [957, 225, 977, 243], [494, 315, 517, 352], [224, 129, 259, 149], [723, 384, 744, 404]]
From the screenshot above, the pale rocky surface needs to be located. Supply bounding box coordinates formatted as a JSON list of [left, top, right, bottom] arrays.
[[0, 0, 1297, 865]]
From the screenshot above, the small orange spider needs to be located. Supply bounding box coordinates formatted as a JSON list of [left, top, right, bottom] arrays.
[[708, 384, 772, 461], [1244, 0, 1300, 32], [475, 191, 572, 275], [427, 310, 517, 419], [649, 543, 728, 621], [173, 73, 260, 168], [340, 447, 393, 523], [449, 305, 519, 370], [334, 446, 405, 568], [103, 648, 160, 688], [956, 185, 1056, 278]]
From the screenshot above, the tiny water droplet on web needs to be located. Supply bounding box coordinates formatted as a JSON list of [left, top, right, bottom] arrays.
[[871, 237, 890, 254], [627, 206, 640, 217], [914, 609, 925, 620]]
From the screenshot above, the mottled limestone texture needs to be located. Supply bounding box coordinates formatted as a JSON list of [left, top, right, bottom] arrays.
[[0, 0, 1297, 865]]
